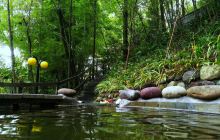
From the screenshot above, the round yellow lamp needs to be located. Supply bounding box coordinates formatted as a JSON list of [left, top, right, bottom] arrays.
[[28, 57, 37, 66], [40, 61, 48, 69]]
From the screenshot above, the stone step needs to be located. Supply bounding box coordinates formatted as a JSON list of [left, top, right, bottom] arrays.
[[118, 96, 220, 114]]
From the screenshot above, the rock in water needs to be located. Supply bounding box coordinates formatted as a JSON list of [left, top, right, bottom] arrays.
[[200, 65, 220, 80], [140, 87, 162, 99], [119, 89, 140, 101], [187, 85, 220, 100], [115, 99, 122, 105], [57, 88, 76, 97], [182, 70, 199, 83], [162, 86, 187, 98], [116, 99, 131, 108]]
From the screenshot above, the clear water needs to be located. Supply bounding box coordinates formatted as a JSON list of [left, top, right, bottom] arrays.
[[0, 105, 220, 140]]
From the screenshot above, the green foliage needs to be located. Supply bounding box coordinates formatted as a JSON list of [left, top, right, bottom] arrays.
[[96, 21, 220, 94], [96, 50, 199, 93]]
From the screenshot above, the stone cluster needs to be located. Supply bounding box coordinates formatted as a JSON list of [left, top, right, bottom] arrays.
[[96, 64, 220, 103]]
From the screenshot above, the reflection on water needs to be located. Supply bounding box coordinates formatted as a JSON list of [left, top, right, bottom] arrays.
[[0, 105, 220, 140]]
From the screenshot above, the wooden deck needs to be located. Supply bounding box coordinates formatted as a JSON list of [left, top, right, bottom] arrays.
[[0, 94, 77, 109]]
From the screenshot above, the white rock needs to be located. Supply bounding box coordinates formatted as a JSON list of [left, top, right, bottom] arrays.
[[77, 100, 84, 104], [117, 99, 131, 108], [57, 88, 76, 97], [115, 99, 122, 105], [162, 86, 187, 98]]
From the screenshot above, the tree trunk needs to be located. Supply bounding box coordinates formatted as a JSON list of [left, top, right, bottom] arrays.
[[23, 18, 34, 83], [165, 1, 172, 29], [192, 0, 198, 24], [176, 0, 180, 15], [57, 0, 69, 57], [181, 0, 185, 16], [192, 0, 197, 10], [123, 0, 129, 61], [57, 0, 76, 87], [159, 0, 166, 31], [23, 0, 34, 83], [126, 0, 134, 68], [68, 0, 73, 87], [7, 0, 16, 93], [92, 0, 97, 80]]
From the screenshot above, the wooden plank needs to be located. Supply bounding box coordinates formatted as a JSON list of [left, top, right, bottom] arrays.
[[0, 94, 76, 107]]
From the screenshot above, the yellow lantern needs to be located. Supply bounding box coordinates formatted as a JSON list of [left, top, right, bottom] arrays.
[[40, 61, 48, 69], [28, 57, 37, 66]]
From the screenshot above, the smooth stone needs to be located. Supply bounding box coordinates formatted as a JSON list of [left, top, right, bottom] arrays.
[[182, 70, 199, 83], [140, 87, 162, 99], [200, 65, 220, 80], [187, 85, 220, 100], [189, 80, 215, 87], [57, 88, 76, 97], [177, 82, 185, 88], [119, 89, 140, 101], [162, 86, 187, 98], [167, 81, 177, 87]]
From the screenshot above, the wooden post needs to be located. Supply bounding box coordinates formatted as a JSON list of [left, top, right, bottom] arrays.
[[35, 59, 40, 94]]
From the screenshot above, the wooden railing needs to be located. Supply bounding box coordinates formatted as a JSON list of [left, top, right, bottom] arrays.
[[0, 67, 93, 94], [0, 59, 106, 94]]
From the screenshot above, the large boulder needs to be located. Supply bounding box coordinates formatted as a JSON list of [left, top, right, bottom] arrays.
[[140, 87, 162, 99], [200, 65, 220, 80], [119, 89, 140, 101], [187, 85, 220, 100], [162, 86, 187, 98], [182, 70, 199, 83], [189, 80, 215, 87], [57, 88, 76, 97]]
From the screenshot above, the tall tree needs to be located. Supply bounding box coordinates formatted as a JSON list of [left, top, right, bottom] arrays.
[[57, 0, 76, 87], [181, 0, 186, 16], [68, 0, 73, 86], [176, 0, 180, 15], [192, 0, 197, 10], [7, 0, 16, 93], [123, 0, 129, 61], [92, 0, 97, 79], [159, 0, 166, 31], [23, 0, 34, 83]]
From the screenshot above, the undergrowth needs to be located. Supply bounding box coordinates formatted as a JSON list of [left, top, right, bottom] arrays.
[[96, 21, 220, 94]]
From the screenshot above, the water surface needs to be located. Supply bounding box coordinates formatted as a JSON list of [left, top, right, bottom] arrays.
[[0, 105, 220, 140]]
